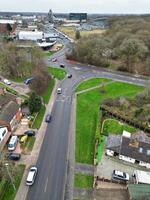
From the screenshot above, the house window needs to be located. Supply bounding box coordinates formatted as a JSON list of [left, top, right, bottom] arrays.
[[2, 130, 6, 137], [147, 150, 150, 156], [139, 147, 143, 153]]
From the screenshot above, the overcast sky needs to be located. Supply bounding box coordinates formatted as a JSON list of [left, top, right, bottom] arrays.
[[0, 0, 150, 14]]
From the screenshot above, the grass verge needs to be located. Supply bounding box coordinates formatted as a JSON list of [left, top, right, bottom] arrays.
[[76, 80, 143, 164], [32, 105, 46, 129], [1, 164, 25, 200], [42, 79, 55, 104], [20, 136, 36, 152], [76, 78, 111, 92], [48, 67, 67, 80], [74, 174, 94, 189]]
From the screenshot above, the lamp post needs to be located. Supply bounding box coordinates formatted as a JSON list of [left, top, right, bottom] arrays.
[[5, 163, 16, 191]]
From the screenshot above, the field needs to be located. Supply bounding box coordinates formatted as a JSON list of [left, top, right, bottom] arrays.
[[58, 26, 105, 39], [48, 67, 67, 80], [76, 79, 143, 164]]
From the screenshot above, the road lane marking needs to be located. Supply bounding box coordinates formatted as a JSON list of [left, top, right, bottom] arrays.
[[44, 178, 48, 193]]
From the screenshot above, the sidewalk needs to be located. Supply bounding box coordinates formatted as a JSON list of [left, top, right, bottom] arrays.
[[15, 80, 59, 200]]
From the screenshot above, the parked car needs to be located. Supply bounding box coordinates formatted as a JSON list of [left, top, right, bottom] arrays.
[[26, 166, 38, 186], [57, 88, 62, 94], [24, 77, 34, 85], [52, 58, 57, 62], [8, 136, 18, 151], [8, 153, 21, 161], [20, 135, 28, 143], [67, 74, 72, 78], [24, 130, 36, 136], [60, 64, 65, 68], [3, 79, 11, 85], [112, 170, 129, 182], [45, 114, 52, 123]]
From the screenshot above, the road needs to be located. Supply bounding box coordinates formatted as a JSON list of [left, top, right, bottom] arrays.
[[26, 32, 150, 200]]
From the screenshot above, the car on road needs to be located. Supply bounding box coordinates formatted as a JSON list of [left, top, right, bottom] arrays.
[[24, 130, 36, 136], [24, 77, 34, 85], [3, 79, 11, 85], [112, 170, 129, 182], [45, 114, 52, 123], [60, 64, 65, 68], [8, 153, 21, 161], [26, 166, 38, 186], [57, 88, 62, 94], [52, 58, 57, 62], [67, 74, 72, 78]]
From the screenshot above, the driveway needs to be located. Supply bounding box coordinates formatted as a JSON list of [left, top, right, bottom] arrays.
[[96, 154, 147, 180]]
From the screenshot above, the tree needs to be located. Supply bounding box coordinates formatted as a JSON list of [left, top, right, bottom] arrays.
[[119, 38, 148, 72], [75, 30, 81, 40], [28, 92, 42, 114], [6, 23, 12, 34]]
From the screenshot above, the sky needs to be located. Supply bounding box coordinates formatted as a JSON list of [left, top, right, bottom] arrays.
[[0, 0, 150, 14]]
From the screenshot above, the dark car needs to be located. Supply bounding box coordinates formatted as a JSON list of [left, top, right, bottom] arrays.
[[24, 130, 36, 136], [67, 74, 72, 78], [45, 114, 52, 123], [60, 64, 65, 68], [8, 153, 21, 161], [24, 77, 34, 85]]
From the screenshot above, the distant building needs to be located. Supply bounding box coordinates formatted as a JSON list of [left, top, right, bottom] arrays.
[[0, 19, 16, 34], [69, 13, 87, 22], [18, 31, 44, 41], [48, 9, 54, 23]]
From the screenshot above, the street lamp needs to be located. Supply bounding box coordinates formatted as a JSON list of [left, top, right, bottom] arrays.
[[5, 163, 16, 191]]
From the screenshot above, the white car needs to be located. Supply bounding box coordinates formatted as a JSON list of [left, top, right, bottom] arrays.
[[57, 88, 62, 94], [112, 170, 129, 182], [26, 166, 38, 186], [3, 79, 11, 85]]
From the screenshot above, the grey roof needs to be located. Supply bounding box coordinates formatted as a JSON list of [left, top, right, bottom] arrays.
[[120, 136, 150, 163], [106, 135, 121, 153], [0, 101, 19, 123]]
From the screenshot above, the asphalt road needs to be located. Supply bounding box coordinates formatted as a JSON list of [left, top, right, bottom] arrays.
[[26, 32, 149, 200]]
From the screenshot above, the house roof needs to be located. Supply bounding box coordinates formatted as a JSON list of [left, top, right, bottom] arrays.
[[120, 132, 150, 163], [0, 92, 16, 108], [106, 135, 121, 153], [128, 184, 150, 200], [0, 101, 19, 123]]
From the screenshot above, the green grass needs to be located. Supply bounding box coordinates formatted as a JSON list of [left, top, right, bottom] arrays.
[[42, 79, 55, 104], [76, 78, 111, 92], [43, 51, 54, 57], [0, 82, 18, 95], [76, 80, 143, 164], [1, 164, 25, 200], [32, 105, 46, 129], [10, 76, 27, 83], [74, 174, 94, 189], [20, 136, 36, 151], [96, 136, 106, 162], [48, 67, 67, 80], [102, 119, 137, 136]]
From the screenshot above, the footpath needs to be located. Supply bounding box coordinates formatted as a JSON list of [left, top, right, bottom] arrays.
[[15, 80, 59, 200]]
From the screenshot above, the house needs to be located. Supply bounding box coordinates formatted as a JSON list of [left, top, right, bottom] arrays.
[[0, 101, 22, 132], [128, 184, 150, 200], [106, 131, 150, 168], [0, 126, 11, 151], [0, 19, 16, 34]]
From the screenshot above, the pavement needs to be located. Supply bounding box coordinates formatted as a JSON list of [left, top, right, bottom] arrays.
[[15, 80, 59, 200]]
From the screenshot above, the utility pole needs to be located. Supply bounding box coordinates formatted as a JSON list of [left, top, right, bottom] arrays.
[[5, 163, 16, 191]]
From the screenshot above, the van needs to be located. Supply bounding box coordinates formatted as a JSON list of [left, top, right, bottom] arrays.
[[8, 136, 18, 151], [57, 88, 62, 94]]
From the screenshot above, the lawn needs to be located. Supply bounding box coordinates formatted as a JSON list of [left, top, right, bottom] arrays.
[[76, 80, 143, 164], [102, 118, 137, 136], [48, 67, 67, 80], [1, 164, 25, 200], [74, 174, 94, 189], [96, 136, 106, 162], [76, 78, 111, 92], [20, 136, 36, 152], [42, 78, 55, 104], [32, 105, 46, 129], [43, 51, 54, 57], [58, 26, 105, 39]]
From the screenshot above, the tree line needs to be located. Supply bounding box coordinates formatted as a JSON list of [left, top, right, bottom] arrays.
[[67, 16, 150, 76]]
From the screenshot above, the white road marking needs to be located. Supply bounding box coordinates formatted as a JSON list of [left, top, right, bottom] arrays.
[[44, 178, 48, 193]]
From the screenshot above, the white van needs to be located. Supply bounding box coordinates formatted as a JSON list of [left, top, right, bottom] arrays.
[[57, 88, 62, 94], [8, 136, 18, 151]]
